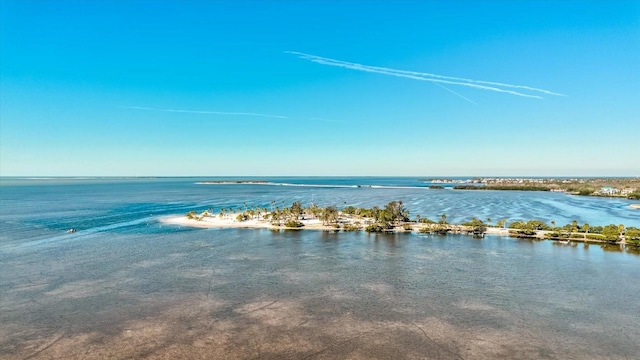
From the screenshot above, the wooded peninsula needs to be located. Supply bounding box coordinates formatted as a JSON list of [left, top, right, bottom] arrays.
[[166, 200, 640, 247]]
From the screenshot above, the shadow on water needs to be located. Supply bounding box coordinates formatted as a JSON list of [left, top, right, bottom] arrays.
[[599, 243, 640, 255], [624, 245, 640, 255]]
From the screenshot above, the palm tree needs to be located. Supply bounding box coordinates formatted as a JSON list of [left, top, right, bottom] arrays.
[[290, 201, 303, 220]]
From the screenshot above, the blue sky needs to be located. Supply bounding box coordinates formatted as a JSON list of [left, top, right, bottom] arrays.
[[1, 0, 639, 176]]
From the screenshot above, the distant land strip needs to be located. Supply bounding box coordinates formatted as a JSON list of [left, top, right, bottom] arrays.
[[194, 178, 640, 200], [420, 177, 640, 200], [197, 180, 269, 184]]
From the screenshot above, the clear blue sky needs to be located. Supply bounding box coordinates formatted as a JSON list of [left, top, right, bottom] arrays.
[[1, 0, 639, 176]]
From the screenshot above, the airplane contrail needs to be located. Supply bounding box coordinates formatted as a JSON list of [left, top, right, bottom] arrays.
[[119, 106, 289, 119], [431, 82, 478, 104], [303, 56, 542, 99], [286, 51, 564, 99]]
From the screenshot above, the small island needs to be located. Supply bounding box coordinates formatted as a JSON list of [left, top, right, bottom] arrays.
[[162, 200, 640, 246]]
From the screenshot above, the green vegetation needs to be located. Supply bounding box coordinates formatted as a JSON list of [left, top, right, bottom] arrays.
[[626, 227, 640, 245], [508, 220, 551, 236], [290, 201, 303, 220], [186, 210, 214, 221], [461, 217, 487, 236], [418, 227, 431, 234], [602, 224, 622, 242], [415, 224, 451, 235], [509, 229, 537, 237], [521, 219, 638, 245], [236, 213, 250, 222], [589, 225, 604, 234], [572, 188, 594, 196], [627, 192, 640, 200], [318, 206, 339, 225], [284, 220, 304, 228], [365, 223, 393, 233], [342, 223, 362, 231]]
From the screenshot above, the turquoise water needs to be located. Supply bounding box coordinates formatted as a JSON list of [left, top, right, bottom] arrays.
[[1, 177, 639, 358]]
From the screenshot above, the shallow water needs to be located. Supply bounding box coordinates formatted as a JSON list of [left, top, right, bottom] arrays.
[[1, 178, 639, 359]]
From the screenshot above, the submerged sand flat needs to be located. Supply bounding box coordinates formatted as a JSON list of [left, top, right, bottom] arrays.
[[2, 227, 639, 360]]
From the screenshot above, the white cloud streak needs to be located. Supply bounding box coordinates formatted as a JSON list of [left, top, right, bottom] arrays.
[[119, 106, 288, 119], [286, 51, 564, 100]]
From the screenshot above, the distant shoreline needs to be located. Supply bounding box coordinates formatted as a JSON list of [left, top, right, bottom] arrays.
[[424, 177, 640, 200], [192, 178, 640, 200]]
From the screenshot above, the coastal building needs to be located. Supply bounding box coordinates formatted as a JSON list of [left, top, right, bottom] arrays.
[[595, 187, 620, 196]]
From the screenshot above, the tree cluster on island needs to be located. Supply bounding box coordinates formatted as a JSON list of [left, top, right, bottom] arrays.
[[186, 200, 639, 245], [507, 219, 639, 244]]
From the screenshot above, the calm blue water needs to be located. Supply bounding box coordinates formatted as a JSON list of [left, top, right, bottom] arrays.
[[1, 177, 639, 358]]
